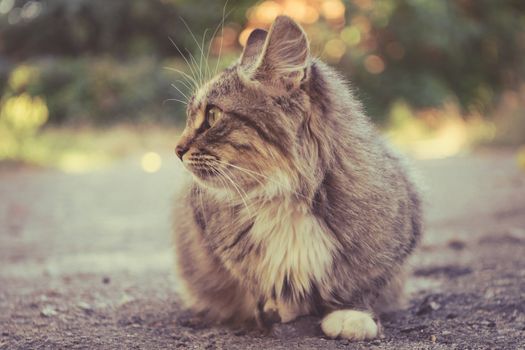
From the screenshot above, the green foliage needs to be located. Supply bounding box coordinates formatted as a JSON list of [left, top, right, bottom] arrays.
[[0, 0, 524, 127], [0, 0, 249, 58], [4, 58, 185, 125], [0, 92, 48, 159], [339, 0, 525, 120]]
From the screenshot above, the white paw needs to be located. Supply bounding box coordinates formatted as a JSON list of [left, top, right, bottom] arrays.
[[321, 310, 378, 341]]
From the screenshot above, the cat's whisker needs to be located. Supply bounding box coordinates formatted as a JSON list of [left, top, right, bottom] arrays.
[[201, 28, 211, 84], [166, 38, 199, 91], [175, 79, 193, 93], [163, 98, 187, 105], [212, 159, 314, 203], [206, 5, 233, 82], [219, 165, 262, 215], [211, 166, 241, 217], [214, 1, 229, 77], [208, 166, 237, 216], [214, 166, 253, 216], [170, 83, 189, 101], [183, 48, 203, 87], [180, 17, 207, 87], [163, 66, 198, 91], [211, 160, 265, 187]]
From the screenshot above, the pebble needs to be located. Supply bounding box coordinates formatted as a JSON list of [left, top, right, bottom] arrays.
[[77, 301, 93, 312], [417, 297, 441, 315], [430, 335, 437, 342], [41, 306, 57, 317], [118, 293, 135, 306], [102, 276, 111, 284]]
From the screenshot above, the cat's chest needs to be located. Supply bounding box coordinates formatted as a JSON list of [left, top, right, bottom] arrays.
[[211, 200, 339, 298]]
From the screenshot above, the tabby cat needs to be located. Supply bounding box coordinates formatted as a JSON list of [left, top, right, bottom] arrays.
[[172, 16, 421, 341]]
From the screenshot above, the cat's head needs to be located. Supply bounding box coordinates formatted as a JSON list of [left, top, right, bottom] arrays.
[[176, 16, 321, 198]]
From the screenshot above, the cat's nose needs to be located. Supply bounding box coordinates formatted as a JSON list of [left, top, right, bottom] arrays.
[[175, 144, 189, 160]]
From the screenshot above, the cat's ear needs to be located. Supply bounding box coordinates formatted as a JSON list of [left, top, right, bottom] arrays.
[[253, 16, 310, 86], [240, 29, 268, 68]]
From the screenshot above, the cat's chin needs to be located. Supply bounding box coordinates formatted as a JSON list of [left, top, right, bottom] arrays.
[[191, 173, 265, 202], [190, 172, 229, 191], [192, 176, 239, 201]]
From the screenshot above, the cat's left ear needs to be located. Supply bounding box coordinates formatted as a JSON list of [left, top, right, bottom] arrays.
[[249, 16, 310, 87], [240, 29, 268, 68]]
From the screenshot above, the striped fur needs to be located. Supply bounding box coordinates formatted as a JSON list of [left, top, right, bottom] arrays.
[[173, 16, 422, 340]]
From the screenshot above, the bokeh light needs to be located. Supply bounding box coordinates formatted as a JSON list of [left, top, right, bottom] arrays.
[[141, 152, 162, 173], [340, 26, 361, 46], [0, 0, 14, 15], [324, 38, 346, 62], [321, 0, 345, 21], [364, 55, 385, 74]]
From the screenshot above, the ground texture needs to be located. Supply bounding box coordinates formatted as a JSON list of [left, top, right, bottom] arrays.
[[1, 150, 524, 349]]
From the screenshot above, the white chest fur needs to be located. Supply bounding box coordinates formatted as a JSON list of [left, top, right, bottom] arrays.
[[247, 199, 338, 301]]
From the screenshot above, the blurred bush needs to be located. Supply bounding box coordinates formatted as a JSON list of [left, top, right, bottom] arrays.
[[0, 92, 48, 159], [0, 0, 248, 58], [2, 58, 184, 125], [0, 0, 524, 147]]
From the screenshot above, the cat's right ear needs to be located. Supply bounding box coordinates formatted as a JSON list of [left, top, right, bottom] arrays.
[[239, 29, 268, 69]]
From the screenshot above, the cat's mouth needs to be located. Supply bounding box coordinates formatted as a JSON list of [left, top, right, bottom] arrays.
[[184, 155, 219, 181], [184, 154, 241, 190], [184, 154, 261, 191]]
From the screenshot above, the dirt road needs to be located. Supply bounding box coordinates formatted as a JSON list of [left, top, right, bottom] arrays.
[[1, 150, 524, 349]]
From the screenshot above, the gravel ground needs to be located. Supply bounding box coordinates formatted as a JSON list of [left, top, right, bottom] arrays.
[[1, 149, 524, 349]]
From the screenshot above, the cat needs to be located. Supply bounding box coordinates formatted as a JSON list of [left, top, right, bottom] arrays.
[[172, 15, 422, 341]]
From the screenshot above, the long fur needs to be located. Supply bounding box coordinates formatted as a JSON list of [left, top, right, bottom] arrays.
[[172, 16, 422, 333]]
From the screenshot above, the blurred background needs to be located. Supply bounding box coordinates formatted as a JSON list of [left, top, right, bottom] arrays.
[[1, 3, 525, 347], [0, 0, 524, 172]]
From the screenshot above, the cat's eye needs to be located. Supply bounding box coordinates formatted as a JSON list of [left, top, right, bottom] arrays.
[[206, 106, 222, 126]]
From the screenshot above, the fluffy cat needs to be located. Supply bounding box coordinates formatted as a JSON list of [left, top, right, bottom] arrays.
[[172, 15, 421, 341]]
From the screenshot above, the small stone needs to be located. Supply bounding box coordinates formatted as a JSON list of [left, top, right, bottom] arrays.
[[481, 320, 496, 327], [442, 330, 452, 335], [41, 306, 57, 317], [102, 276, 111, 284], [400, 325, 428, 333], [118, 293, 135, 306], [77, 302, 93, 313], [430, 335, 437, 343], [416, 296, 441, 315]]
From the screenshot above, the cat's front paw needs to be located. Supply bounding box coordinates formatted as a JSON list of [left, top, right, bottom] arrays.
[[321, 310, 378, 341], [256, 300, 282, 330]]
